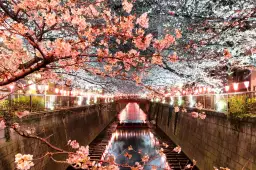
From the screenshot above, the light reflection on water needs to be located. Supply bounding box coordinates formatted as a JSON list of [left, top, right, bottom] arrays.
[[118, 103, 147, 123], [101, 130, 169, 170]]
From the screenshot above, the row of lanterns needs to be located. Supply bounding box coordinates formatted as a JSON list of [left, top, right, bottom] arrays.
[[224, 81, 249, 92], [7, 83, 116, 100]]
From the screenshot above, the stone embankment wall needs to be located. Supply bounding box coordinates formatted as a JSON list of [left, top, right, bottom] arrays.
[[149, 103, 256, 170], [0, 103, 116, 170]]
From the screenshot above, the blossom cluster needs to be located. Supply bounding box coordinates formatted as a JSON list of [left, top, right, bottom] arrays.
[[173, 145, 182, 154], [66, 145, 90, 169], [15, 154, 34, 170], [0, 120, 6, 129], [191, 112, 207, 120]]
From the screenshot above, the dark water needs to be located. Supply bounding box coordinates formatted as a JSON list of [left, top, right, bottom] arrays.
[[68, 102, 197, 170], [100, 103, 170, 169], [101, 129, 169, 169]]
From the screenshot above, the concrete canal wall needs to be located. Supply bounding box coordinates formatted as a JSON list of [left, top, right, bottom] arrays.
[[149, 103, 256, 170], [0, 103, 117, 170]]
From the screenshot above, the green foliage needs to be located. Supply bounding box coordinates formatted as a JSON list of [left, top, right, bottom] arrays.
[[246, 98, 256, 114], [173, 98, 184, 107], [0, 99, 9, 110], [228, 95, 256, 118], [11, 96, 44, 111]]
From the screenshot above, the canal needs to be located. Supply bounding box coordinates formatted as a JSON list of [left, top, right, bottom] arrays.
[[69, 103, 198, 170]]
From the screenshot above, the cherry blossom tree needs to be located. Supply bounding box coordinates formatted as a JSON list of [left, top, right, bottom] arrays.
[[128, 0, 256, 93], [0, 0, 179, 93]]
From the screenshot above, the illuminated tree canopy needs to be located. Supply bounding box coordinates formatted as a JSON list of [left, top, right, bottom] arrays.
[[0, 0, 255, 95]]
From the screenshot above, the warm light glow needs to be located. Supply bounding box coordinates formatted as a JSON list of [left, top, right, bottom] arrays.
[[170, 97, 174, 105], [55, 88, 59, 93], [29, 83, 36, 91], [189, 95, 195, 107], [94, 95, 97, 104], [207, 87, 212, 93], [44, 85, 49, 91], [233, 83, 238, 91], [216, 94, 227, 112], [86, 95, 91, 105], [37, 85, 42, 91], [244, 81, 249, 88], [9, 84, 14, 91], [203, 87, 206, 92], [118, 103, 147, 123], [199, 87, 202, 93], [155, 98, 160, 102], [194, 89, 198, 94], [47, 95, 56, 110], [225, 86, 230, 92], [77, 96, 83, 106], [178, 96, 182, 106]]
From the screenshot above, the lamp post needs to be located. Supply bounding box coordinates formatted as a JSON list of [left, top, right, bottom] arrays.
[[44, 85, 49, 109], [224, 85, 230, 113]]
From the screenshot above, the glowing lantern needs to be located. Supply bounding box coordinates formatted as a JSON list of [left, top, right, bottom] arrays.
[[199, 87, 202, 93], [38, 85, 42, 91], [244, 81, 249, 88], [225, 86, 230, 92], [9, 84, 14, 92], [194, 89, 198, 94], [207, 87, 212, 93], [44, 85, 49, 91], [55, 88, 59, 93], [233, 83, 238, 91], [203, 87, 206, 92]]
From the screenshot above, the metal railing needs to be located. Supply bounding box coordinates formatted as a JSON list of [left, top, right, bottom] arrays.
[[161, 91, 256, 113], [0, 93, 113, 115]]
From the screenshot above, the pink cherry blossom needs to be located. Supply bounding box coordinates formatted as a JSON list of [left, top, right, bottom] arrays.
[[173, 145, 181, 154], [15, 154, 34, 170], [133, 34, 153, 51], [66, 145, 90, 168], [142, 155, 149, 162], [15, 110, 30, 118], [162, 142, 169, 148], [13, 123, 20, 129], [122, 0, 133, 13], [151, 54, 163, 65], [175, 29, 182, 39], [153, 34, 175, 52], [135, 162, 143, 169], [89, 5, 99, 16], [0, 120, 6, 129], [45, 13, 57, 26], [169, 52, 178, 63], [165, 34, 176, 44], [191, 112, 199, 118], [104, 65, 113, 72], [199, 112, 206, 119], [169, 11, 175, 15], [152, 166, 157, 170], [136, 13, 149, 28], [174, 106, 180, 113], [68, 140, 80, 149], [224, 48, 232, 58], [185, 164, 192, 169]]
